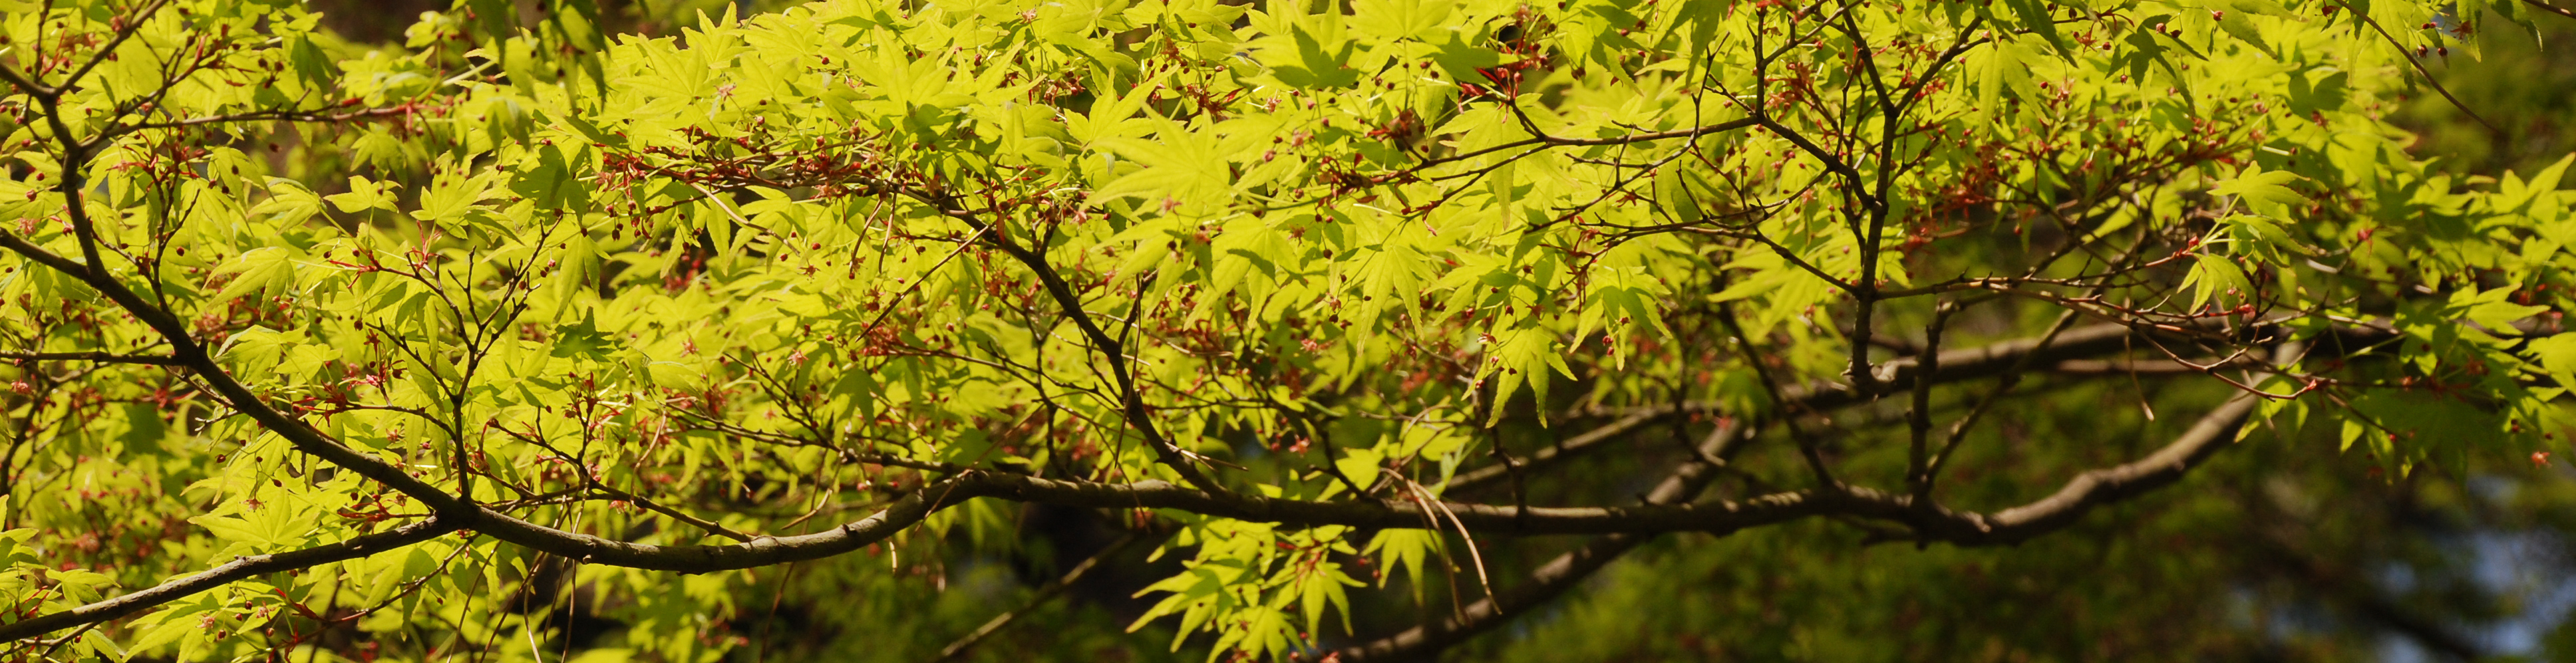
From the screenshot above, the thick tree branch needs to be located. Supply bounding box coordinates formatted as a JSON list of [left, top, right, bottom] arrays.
[[446, 392, 2241, 573], [357, 386, 2263, 570], [0, 371, 2263, 644], [1957, 393, 2258, 542], [0, 517, 460, 642], [1335, 389, 2260, 660], [4, 221, 1037, 575]]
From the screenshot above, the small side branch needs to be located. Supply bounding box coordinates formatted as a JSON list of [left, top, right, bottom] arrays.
[[0, 350, 184, 366], [1337, 422, 1754, 662], [2329, 0, 2501, 132]]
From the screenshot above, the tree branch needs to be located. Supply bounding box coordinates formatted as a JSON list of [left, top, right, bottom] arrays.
[[0, 218, 2311, 581], [1448, 320, 2260, 493], [1338, 421, 1754, 662], [0, 517, 460, 642], [1599, 317, 2382, 420], [947, 201, 1231, 497], [1949, 393, 2258, 543], [0, 350, 182, 366], [2329, 0, 2502, 133], [1333, 387, 2260, 660]]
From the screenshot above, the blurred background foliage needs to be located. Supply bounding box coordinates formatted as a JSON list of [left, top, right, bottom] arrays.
[[2399, 14, 2576, 179], [275, 2, 2576, 662]]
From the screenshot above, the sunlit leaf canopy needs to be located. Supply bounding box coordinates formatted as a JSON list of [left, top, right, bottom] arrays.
[[2, 0, 2574, 660]]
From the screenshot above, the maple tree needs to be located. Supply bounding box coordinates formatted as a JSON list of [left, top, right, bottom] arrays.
[[3, 0, 2576, 660]]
